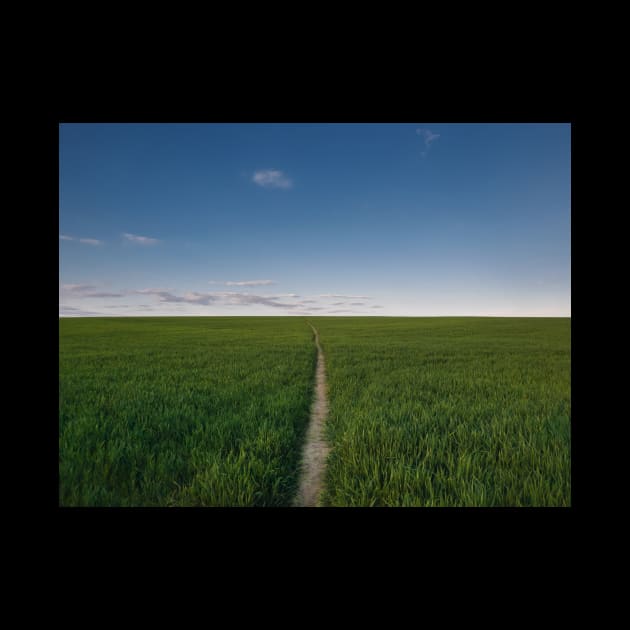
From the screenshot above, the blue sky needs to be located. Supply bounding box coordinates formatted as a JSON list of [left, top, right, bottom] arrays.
[[59, 123, 570, 316]]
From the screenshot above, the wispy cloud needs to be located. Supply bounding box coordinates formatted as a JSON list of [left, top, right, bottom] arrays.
[[252, 169, 292, 189], [60, 235, 102, 245], [226, 279, 276, 286], [60, 284, 124, 298], [135, 287, 174, 294], [319, 294, 372, 299], [122, 233, 160, 245], [210, 279, 277, 287], [219, 292, 299, 309], [132, 289, 216, 304], [61, 282, 378, 314], [103, 304, 152, 309], [176, 292, 219, 305], [59, 306, 105, 317], [416, 128, 440, 157], [416, 128, 440, 146], [61, 284, 96, 292], [134, 289, 300, 309]]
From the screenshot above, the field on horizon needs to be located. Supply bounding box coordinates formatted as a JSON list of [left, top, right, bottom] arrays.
[[59, 316, 571, 507]]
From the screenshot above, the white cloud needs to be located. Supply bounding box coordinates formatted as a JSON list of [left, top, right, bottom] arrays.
[[416, 128, 440, 146], [132, 289, 212, 304], [60, 235, 102, 244], [416, 128, 440, 158], [209, 280, 278, 287], [226, 280, 276, 286], [318, 294, 372, 299], [61, 284, 96, 292], [122, 233, 160, 245], [133, 289, 300, 309], [212, 292, 299, 308], [60, 282, 378, 314], [103, 304, 154, 311], [252, 169, 292, 189], [135, 288, 174, 294], [61, 283, 125, 298], [59, 306, 105, 317]]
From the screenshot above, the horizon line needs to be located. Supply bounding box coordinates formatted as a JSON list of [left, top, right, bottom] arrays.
[[59, 314, 571, 319]]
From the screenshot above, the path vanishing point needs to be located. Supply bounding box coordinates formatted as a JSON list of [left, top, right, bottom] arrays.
[[294, 323, 330, 507]]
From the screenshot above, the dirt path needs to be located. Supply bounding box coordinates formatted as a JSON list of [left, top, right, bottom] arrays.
[[294, 323, 330, 507]]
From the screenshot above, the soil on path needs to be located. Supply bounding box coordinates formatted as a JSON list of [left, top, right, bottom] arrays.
[[294, 324, 330, 507]]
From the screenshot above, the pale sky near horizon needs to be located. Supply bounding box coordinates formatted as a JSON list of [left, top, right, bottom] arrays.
[[59, 123, 571, 317]]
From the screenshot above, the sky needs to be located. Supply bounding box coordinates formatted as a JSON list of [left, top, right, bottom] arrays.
[[59, 123, 571, 317]]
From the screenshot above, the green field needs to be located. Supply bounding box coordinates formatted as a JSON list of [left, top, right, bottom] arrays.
[[316, 317, 571, 506], [59, 317, 571, 507], [59, 317, 315, 506]]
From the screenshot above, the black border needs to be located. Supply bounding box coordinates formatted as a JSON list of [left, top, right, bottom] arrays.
[[46, 104, 578, 549]]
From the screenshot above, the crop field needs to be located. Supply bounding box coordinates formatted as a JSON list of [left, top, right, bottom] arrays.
[[315, 317, 571, 507], [59, 316, 570, 507], [59, 317, 315, 506]]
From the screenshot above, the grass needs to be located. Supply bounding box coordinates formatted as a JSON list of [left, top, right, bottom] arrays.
[[312, 317, 571, 507], [60, 316, 571, 507], [59, 317, 315, 506]]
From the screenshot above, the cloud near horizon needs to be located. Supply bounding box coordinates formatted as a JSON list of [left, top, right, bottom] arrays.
[[319, 294, 372, 299], [61, 284, 125, 298], [60, 283, 379, 315], [59, 306, 106, 316], [252, 169, 292, 189], [61, 284, 96, 292], [210, 279, 277, 287], [131, 289, 299, 308]]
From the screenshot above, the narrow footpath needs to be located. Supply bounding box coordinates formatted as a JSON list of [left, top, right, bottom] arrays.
[[294, 324, 330, 507]]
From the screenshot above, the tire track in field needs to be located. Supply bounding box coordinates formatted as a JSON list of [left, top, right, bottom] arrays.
[[294, 323, 330, 507]]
